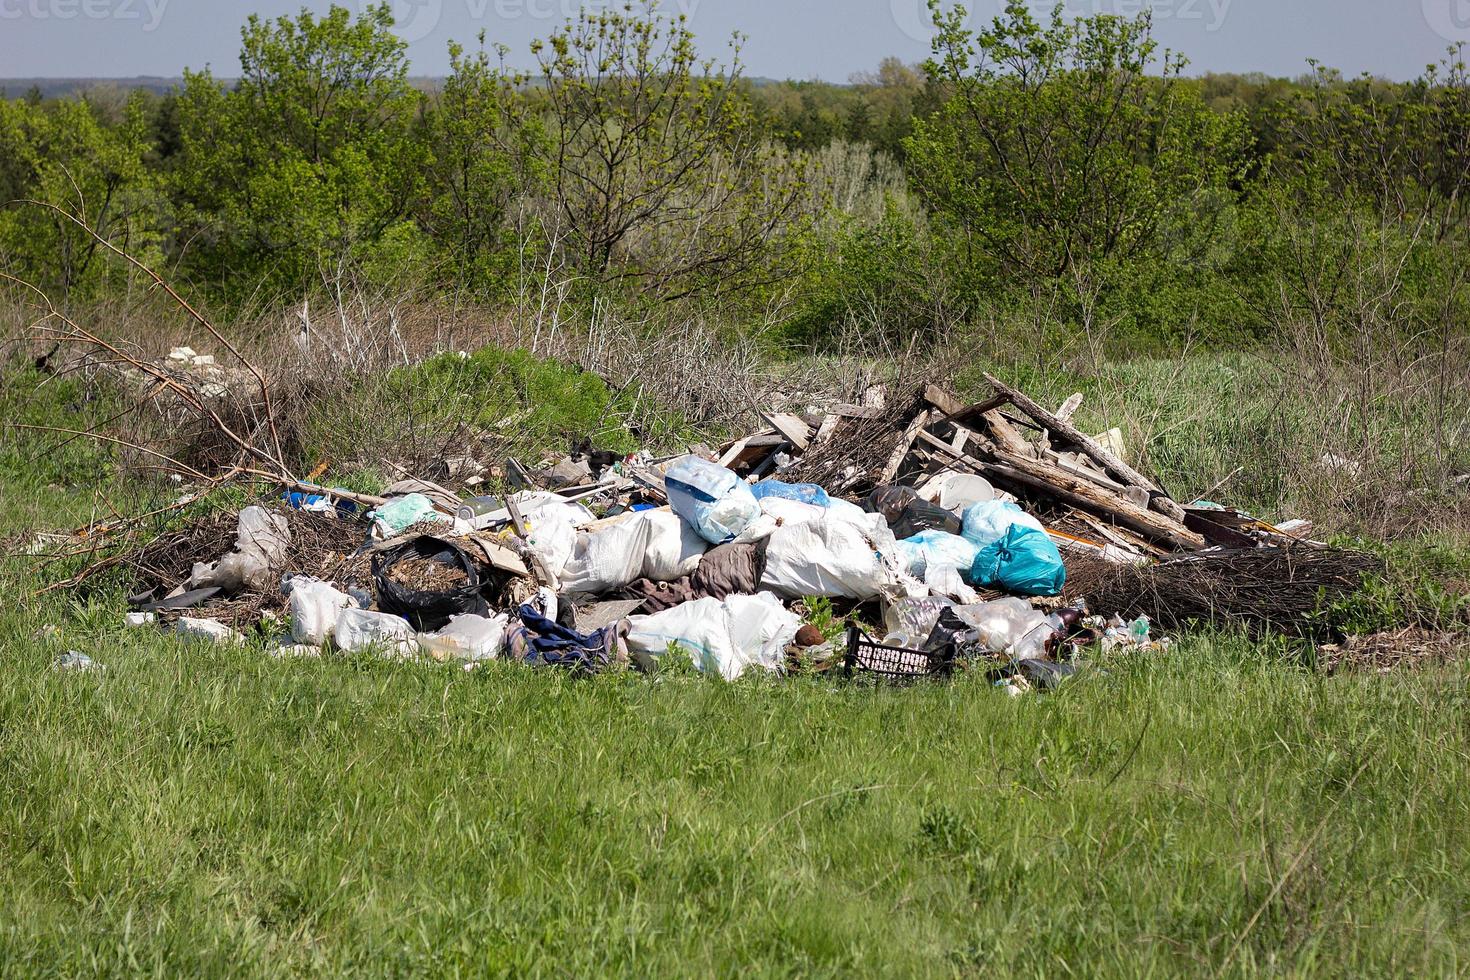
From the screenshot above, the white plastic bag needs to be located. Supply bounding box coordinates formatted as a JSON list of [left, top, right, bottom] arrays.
[[418, 613, 509, 662], [759, 515, 901, 600], [952, 598, 1051, 660], [521, 505, 578, 580], [826, 497, 874, 526], [664, 456, 763, 545], [626, 592, 799, 680], [335, 608, 417, 657], [288, 578, 356, 646], [758, 497, 827, 528], [189, 505, 291, 592], [560, 515, 657, 595], [639, 509, 708, 581]]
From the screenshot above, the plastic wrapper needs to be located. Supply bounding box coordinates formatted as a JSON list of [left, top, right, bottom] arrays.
[[882, 595, 956, 639], [952, 598, 1053, 660], [188, 506, 291, 593], [335, 608, 417, 657], [750, 480, 831, 508], [368, 493, 449, 539], [664, 456, 763, 545]]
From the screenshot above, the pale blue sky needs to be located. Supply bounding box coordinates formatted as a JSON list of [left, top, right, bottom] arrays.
[[0, 0, 1464, 81]]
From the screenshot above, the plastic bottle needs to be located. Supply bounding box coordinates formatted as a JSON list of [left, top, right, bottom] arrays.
[[455, 495, 506, 523]]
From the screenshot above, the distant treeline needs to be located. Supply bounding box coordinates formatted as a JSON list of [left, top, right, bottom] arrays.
[[1, 1, 1466, 354]]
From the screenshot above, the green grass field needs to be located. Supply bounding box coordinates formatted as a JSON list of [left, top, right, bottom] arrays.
[[2, 354, 1468, 976], [3, 616, 1468, 976]]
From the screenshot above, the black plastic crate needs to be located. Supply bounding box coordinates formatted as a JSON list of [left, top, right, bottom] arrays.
[[844, 624, 955, 681]]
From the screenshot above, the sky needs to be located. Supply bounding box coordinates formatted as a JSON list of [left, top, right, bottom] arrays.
[[0, 0, 1465, 82]]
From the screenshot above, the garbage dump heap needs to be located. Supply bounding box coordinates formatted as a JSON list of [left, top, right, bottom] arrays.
[[92, 376, 1377, 691]]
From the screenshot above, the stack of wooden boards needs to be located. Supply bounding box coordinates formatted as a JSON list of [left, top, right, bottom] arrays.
[[719, 374, 1313, 561]]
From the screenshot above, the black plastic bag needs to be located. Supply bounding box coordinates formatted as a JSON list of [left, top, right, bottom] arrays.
[[862, 484, 961, 539], [372, 536, 489, 632]]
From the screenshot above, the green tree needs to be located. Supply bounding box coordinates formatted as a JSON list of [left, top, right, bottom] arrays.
[[418, 36, 545, 296], [0, 94, 166, 299], [906, 2, 1246, 281], [174, 3, 425, 298], [513, 4, 806, 300]]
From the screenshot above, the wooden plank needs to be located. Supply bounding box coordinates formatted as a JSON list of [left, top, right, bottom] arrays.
[[761, 412, 811, 452], [1072, 513, 1166, 558], [923, 384, 966, 417], [983, 372, 1186, 523], [879, 409, 930, 484], [814, 413, 842, 444], [1055, 393, 1084, 423], [717, 437, 750, 469], [504, 496, 553, 586], [916, 431, 1205, 551], [950, 426, 969, 455], [937, 393, 1010, 430], [981, 410, 1035, 456]]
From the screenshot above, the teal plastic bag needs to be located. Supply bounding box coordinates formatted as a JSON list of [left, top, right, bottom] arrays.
[[969, 525, 1066, 597]]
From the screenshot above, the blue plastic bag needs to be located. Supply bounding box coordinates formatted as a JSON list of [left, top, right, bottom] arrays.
[[664, 456, 762, 545], [961, 499, 1045, 546], [750, 479, 831, 508], [895, 530, 979, 579], [969, 525, 1066, 597]]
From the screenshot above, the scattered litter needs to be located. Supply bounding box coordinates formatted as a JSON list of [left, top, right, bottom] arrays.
[[61, 373, 1396, 693], [176, 617, 245, 646], [55, 650, 105, 672], [288, 578, 357, 646], [368, 493, 450, 539], [188, 506, 290, 593]]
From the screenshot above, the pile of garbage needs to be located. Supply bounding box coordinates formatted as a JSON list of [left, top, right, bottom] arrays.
[[105, 377, 1377, 687]]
